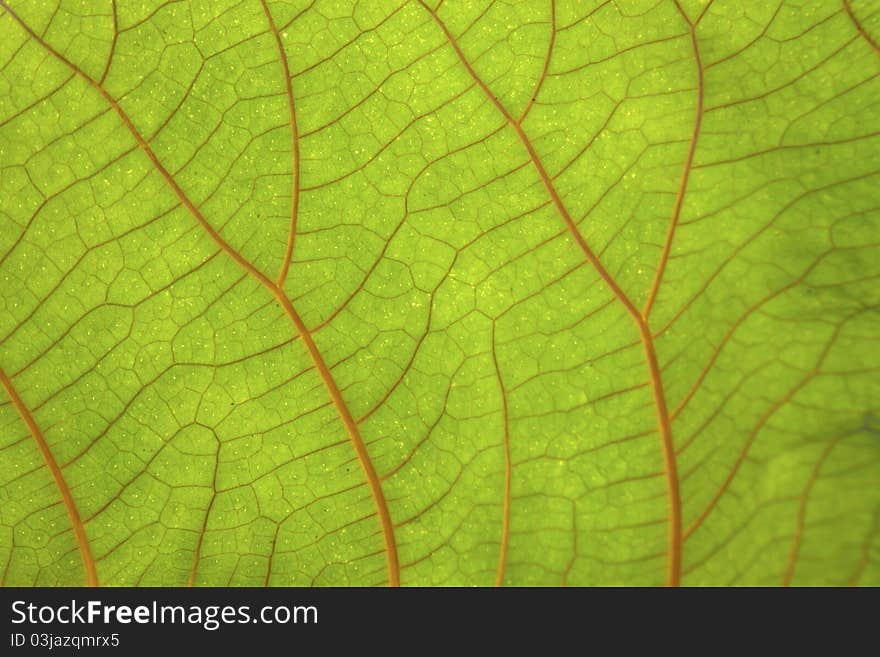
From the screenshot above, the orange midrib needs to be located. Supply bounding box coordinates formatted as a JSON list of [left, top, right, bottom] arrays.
[[420, 1, 682, 586], [274, 292, 400, 585], [0, 368, 99, 586], [2, 4, 400, 587]]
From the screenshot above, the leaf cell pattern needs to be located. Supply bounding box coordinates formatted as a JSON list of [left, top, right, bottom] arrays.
[[0, 0, 879, 586]]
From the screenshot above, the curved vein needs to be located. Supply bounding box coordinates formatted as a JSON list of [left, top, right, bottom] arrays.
[[843, 0, 880, 56], [683, 316, 849, 542], [782, 435, 844, 586], [416, 0, 682, 586], [517, 0, 556, 124], [0, 1, 400, 587], [259, 0, 302, 287], [0, 368, 98, 586], [491, 322, 511, 586], [643, 1, 705, 318]]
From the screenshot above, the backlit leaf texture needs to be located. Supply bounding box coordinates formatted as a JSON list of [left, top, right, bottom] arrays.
[[1, 0, 878, 587]]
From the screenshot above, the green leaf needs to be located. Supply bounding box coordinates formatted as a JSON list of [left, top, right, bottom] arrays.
[[1, 0, 878, 587]]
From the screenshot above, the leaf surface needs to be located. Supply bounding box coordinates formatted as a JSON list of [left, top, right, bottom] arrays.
[[1, 0, 879, 586]]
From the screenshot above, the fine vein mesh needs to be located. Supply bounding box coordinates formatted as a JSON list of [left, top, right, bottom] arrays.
[[0, 0, 878, 586]]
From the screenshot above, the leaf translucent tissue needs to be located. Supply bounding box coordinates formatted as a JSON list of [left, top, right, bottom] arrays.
[[0, 0, 879, 586]]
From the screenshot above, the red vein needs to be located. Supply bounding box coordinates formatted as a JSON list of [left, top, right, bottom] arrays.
[[187, 436, 220, 587], [849, 509, 880, 585], [264, 523, 282, 586], [684, 322, 843, 541], [561, 504, 578, 585], [782, 436, 843, 586], [276, 294, 400, 586], [491, 322, 511, 586], [98, 0, 117, 84], [843, 0, 880, 56], [259, 0, 301, 287], [517, 0, 555, 125], [2, 2, 399, 587], [418, 0, 682, 586], [0, 367, 98, 586], [643, 1, 704, 319]]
